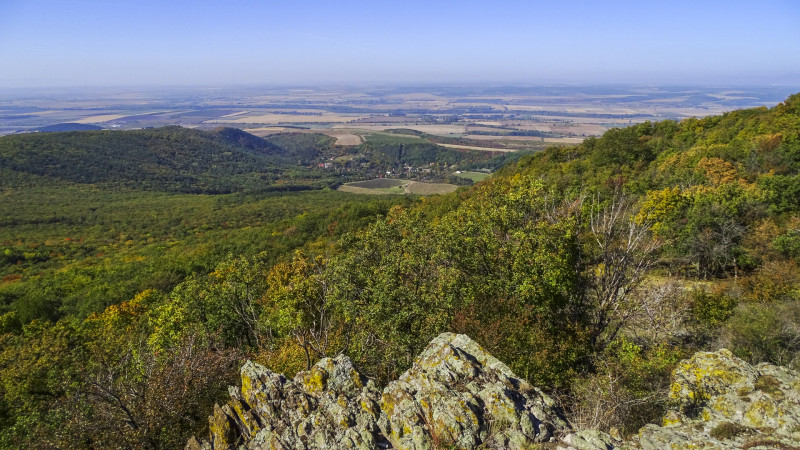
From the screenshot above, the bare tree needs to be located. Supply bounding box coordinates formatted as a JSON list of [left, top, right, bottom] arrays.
[[585, 190, 663, 351], [72, 333, 241, 449], [628, 281, 690, 344]]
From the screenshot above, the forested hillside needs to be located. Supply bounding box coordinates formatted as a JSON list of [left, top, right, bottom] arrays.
[[0, 127, 311, 193], [1, 94, 799, 448]]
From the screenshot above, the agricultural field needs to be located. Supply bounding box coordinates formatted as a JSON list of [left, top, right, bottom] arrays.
[[404, 180, 459, 195], [360, 131, 424, 145], [3, 85, 791, 139], [339, 178, 408, 195], [338, 178, 458, 195], [454, 171, 491, 182], [438, 143, 515, 152]]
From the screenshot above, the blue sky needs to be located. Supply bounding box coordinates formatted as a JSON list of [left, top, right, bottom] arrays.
[[1, 0, 798, 87]]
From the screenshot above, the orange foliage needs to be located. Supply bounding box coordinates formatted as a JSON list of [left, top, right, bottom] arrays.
[[738, 260, 800, 304], [697, 157, 741, 186], [754, 133, 783, 153], [1, 274, 22, 284]]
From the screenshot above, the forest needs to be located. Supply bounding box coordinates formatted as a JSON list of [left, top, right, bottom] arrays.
[[1, 93, 800, 448]]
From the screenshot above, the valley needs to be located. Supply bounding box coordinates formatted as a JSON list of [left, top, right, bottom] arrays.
[[2, 89, 800, 449]]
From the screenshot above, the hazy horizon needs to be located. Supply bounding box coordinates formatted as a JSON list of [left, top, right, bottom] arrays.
[[2, 0, 799, 88]]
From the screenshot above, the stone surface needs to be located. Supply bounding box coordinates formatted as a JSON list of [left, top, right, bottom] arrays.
[[379, 333, 568, 449], [631, 348, 800, 449], [188, 354, 382, 449], [559, 430, 619, 450], [187, 341, 800, 450], [186, 333, 568, 449]]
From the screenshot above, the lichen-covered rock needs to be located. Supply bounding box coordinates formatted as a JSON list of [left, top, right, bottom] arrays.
[[190, 340, 800, 450], [187, 354, 382, 449], [559, 430, 619, 450], [378, 333, 568, 449], [632, 349, 800, 449], [187, 334, 570, 449]]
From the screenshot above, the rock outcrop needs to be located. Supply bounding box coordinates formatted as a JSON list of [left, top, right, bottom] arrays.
[[189, 339, 800, 450], [632, 348, 800, 450], [187, 333, 567, 449], [559, 348, 800, 450], [379, 333, 567, 449], [186, 355, 383, 449]]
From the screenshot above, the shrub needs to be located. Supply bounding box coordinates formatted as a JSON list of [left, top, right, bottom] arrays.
[[710, 421, 748, 440], [564, 338, 683, 435], [690, 289, 737, 329], [717, 300, 800, 368]]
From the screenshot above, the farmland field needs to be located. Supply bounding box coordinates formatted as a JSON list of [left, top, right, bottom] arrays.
[[338, 178, 408, 195], [404, 181, 458, 195], [322, 130, 363, 145], [338, 178, 458, 195], [438, 143, 514, 152], [360, 132, 423, 145], [73, 114, 129, 123], [454, 171, 491, 182], [2, 85, 791, 139]]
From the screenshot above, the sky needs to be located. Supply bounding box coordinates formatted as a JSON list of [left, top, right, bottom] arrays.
[[0, 0, 799, 87]]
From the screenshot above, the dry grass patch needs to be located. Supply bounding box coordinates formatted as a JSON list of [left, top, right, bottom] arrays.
[[404, 181, 458, 195], [438, 143, 515, 153], [74, 114, 128, 123], [338, 179, 458, 195]]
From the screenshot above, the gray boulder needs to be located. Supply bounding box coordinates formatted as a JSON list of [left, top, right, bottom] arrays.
[[188, 340, 800, 449]]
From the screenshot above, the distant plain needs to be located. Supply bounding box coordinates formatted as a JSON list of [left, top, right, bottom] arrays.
[[2, 85, 793, 153]]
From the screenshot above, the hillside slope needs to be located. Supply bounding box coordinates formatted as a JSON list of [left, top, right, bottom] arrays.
[[2, 94, 800, 448], [0, 127, 292, 193]]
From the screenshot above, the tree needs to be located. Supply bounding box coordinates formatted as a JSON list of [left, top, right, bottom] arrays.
[[438, 174, 587, 385], [584, 189, 662, 351], [149, 255, 270, 350], [262, 251, 340, 371]]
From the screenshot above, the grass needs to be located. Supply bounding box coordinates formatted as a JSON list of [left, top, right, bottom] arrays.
[[360, 132, 425, 145], [339, 178, 408, 195], [454, 171, 491, 182], [338, 179, 458, 196]]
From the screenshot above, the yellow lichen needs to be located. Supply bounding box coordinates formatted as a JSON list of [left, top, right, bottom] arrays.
[[301, 367, 327, 394], [662, 411, 683, 426], [381, 394, 395, 416], [745, 397, 777, 427]]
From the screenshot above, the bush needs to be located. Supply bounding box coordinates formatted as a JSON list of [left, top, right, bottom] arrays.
[[710, 422, 748, 440], [774, 228, 800, 258], [690, 288, 737, 330], [717, 300, 800, 368], [738, 260, 799, 304], [564, 338, 683, 435]]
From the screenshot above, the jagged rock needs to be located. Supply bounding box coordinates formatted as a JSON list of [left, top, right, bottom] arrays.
[[632, 348, 800, 449], [187, 333, 569, 449], [559, 429, 619, 450], [378, 333, 568, 449], [189, 339, 800, 450], [188, 354, 382, 449]]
